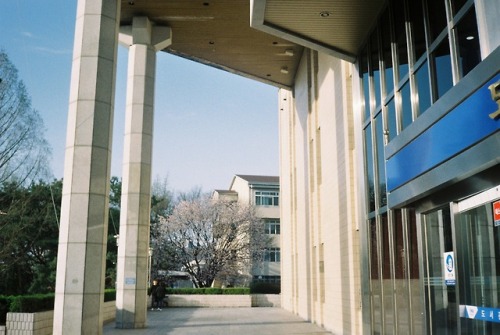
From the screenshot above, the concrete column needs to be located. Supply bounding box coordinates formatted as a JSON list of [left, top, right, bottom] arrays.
[[53, 1, 120, 334], [115, 17, 171, 329]]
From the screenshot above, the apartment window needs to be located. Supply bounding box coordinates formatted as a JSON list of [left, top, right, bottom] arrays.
[[264, 248, 280, 262], [255, 191, 279, 206], [264, 219, 280, 235]]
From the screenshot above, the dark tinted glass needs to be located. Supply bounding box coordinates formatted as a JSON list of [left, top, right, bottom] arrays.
[[365, 126, 375, 213], [387, 98, 397, 141], [371, 33, 382, 109], [451, 0, 468, 15], [381, 10, 394, 96], [427, 0, 448, 42], [375, 114, 387, 207], [409, 0, 427, 61], [455, 7, 481, 77], [401, 82, 412, 130], [393, 0, 409, 79], [416, 60, 431, 115], [432, 39, 453, 99]]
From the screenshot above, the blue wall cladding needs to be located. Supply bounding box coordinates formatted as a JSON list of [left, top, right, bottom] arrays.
[[386, 73, 500, 192]]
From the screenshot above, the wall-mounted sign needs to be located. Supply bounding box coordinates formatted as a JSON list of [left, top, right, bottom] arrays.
[[494, 200, 500, 227], [444, 251, 456, 286]]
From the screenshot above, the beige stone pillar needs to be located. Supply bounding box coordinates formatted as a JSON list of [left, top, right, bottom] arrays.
[[53, 0, 120, 334], [115, 17, 171, 329]]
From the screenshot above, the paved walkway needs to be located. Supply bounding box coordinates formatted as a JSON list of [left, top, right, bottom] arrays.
[[103, 307, 332, 335]]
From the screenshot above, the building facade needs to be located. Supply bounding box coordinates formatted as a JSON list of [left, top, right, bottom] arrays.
[[273, 0, 500, 334], [214, 175, 281, 284], [56, 0, 499, 333]]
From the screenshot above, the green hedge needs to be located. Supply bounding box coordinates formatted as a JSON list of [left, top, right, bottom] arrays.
[[0, 290, 116, 326], [249, 282, 281, 294], [164, 287, 250, 295]]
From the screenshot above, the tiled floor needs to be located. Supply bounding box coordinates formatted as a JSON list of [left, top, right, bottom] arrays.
[[103, 307, 332, 335]]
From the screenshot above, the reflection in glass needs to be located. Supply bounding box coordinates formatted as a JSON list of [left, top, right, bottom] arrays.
[[387, 98, 397, 141], [375, 114, 386, 207], [401, 83, 412, 130], [455, 7, 481, 77], [369, 218, 382, 334], [415, 60, 431, 115], [393, 0, 409, 80], [451, 0, 467, 16], [393, 210, 410, 334], [427, 0, 448, 43], [361, 50, 370, 121], [371, 33, 381, 108], [364, 126, 375, 213], [432, 39, 453, 100], [381, 214, 394, 333], [409, 0, 426, 61], [381, 10, 394, 96]]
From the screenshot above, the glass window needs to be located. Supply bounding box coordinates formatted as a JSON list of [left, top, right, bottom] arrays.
[[415, 60, 431, 115], [369, 218, 382, 333], [432, 39, 454, 99], [361, 49, 371, 121], [264, 248, 280, 262], [255, 191, 279, 206], [393, 0, 409, 80], [364, 126, 375, 213], [371, 33, 382, 109], [451, 0, 468, 15], [387, 98, 397, 141], [409, 0, 427, 61], [427, 0, 448, 43], [264, 219, 280, 235], [381, 214, 394, 333], [455, 6, 481, 77], [400, 82, 412, 130], [375, 114, 387, 208], [381, 10, 394, 96]]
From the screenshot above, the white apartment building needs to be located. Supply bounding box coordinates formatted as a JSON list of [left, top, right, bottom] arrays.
[[214, 175, 281, 284]]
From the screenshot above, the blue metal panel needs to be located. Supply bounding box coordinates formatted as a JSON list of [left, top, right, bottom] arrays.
[[386, 74, 500, 192]]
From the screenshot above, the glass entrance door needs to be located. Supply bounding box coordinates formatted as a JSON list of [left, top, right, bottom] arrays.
[[455, 187, 500, 335]]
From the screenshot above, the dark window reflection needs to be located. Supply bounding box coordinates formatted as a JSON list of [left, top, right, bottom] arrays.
[[401, 82, 412, 130], [371, 33, 382, 109], [381, 10, 394, 96], [451, 0, 468, 15], [375, 114, 387, 208], [393, 0, 409, 80], [387, 98, 397, 141], [427, 0, 448, 43], [409, 0, 426, 61], [432, 39, 453, 99], [361, 50, 370, 121], [455, 7, 481, 77], [370, 219, 379, 279], [416, 60, 431, 115], [365, 126, 375, 213]]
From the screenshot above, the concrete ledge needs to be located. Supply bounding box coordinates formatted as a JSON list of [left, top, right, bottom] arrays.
[[3, 301, 116, 335], [167, 294, 280, 308]]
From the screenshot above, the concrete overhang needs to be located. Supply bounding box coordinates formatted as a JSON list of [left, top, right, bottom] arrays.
[[120, 0, 386, 89]]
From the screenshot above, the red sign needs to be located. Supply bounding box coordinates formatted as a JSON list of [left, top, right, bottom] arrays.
[[494, 201, 500, 224]]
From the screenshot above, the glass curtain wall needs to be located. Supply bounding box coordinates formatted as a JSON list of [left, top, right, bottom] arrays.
[[359, 0, 480, 334]]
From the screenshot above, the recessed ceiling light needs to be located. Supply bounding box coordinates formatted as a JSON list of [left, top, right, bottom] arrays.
[[285, 49, 294, 56], [209, 41, 215, 45], [128, 1, 134, 5], [319, 11, 331, 18], [281, 67, 289, 74], [466, 35, 475, 40]]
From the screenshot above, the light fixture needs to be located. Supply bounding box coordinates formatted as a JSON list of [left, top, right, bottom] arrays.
[[128, 1, 134, 5], [285, 49, 294, 56], [281, 66, 289, 74], [319, 11, 331, 18], [466, 35, 475, 41]]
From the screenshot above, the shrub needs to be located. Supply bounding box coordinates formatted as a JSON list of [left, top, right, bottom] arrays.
[[164, 287, 250, 295], [0, 296, 13, 325], [250, 282, 281, 294], [9, 294, 55, 313], [104, 289, 116, 302]]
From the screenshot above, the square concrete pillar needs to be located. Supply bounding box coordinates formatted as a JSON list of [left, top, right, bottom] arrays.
[[53, 0, 120, 334]]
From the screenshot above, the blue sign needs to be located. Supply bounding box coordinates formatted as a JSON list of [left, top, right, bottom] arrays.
[[462, 305, 500, 324]]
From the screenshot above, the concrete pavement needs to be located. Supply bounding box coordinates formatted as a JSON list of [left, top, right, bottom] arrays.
[[103, 307, 332, 335]]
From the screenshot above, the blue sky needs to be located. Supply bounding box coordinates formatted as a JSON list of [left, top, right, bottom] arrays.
[[0, 1, 279, 193]]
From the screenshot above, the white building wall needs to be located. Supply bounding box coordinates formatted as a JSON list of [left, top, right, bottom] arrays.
[[279, 49, 362, 334]]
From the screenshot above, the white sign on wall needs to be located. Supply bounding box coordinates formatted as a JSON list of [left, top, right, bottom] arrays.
[[444, 251, 456, 286]]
